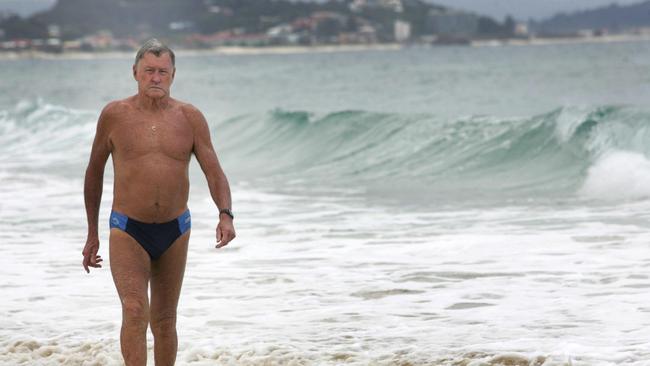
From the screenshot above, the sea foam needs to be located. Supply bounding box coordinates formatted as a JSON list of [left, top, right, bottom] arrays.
[[580, 150, 650, 201]]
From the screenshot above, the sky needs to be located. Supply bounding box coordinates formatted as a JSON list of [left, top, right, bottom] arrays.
[[0, 0, 55, 17], [0, 0, 645, 20]]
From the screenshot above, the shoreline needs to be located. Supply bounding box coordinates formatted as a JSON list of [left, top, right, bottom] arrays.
[[471, 33, 650, 47], [1, 34, 649, 60], [0, 43, 404, 61]]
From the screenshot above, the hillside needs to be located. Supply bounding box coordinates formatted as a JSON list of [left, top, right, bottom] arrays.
[[535, 1, 650, 35], [0, 0, 516, 48], [24, 0, 443, 40]]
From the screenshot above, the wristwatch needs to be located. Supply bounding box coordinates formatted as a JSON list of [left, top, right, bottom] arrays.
[[219, 208, 234, 220]]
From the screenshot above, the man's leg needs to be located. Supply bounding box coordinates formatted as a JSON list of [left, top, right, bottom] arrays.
[[110, 229, 152, 366], [150, 230, 190, 366]]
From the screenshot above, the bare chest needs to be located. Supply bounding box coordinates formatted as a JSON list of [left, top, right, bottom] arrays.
[[110, 113, 193, 161]]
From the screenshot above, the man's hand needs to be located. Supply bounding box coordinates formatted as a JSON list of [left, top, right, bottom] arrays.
[[216, 218, 236, 249], [82, 236, 103, 273]]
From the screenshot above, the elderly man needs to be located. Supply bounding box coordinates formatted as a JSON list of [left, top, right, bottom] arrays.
[[82, 38, 235, 365]]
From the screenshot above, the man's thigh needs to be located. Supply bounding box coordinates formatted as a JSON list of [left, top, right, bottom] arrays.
[[150, 230, 190, 315], [109, 229, 151, 303]]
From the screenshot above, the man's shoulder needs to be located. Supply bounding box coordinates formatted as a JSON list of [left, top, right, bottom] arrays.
[[176, 101, 207, 126], [99, 98, 134, 121], [176, 100, 202, 117]]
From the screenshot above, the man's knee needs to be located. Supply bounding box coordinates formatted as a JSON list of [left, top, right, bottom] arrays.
[[151, 311, 177, 338], [122, 298, 149, 329]]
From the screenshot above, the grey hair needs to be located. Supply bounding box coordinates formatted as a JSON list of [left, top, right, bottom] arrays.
[[134, 38, 175, 67]]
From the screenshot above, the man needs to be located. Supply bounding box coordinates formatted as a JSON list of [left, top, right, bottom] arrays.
[[82, 38, 236, 366]]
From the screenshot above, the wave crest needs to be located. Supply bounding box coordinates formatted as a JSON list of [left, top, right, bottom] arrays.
[[3, 100, 650, 202], [217, 105, 650, 201]]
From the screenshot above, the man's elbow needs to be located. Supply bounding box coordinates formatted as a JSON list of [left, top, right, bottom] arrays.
[[206, 170, 228, 187], [85, 162, 105, 181]]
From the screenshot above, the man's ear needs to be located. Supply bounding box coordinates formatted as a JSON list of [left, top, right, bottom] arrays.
[[132, 64, 137, 80], [172, 67, 176, 80]]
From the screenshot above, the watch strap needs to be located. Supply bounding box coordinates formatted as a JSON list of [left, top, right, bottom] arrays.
[[219, 208, 234, 220]]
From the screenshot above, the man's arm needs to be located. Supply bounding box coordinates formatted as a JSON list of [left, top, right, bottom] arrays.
[[185, 105, 236, 248], [82, 103, 114, 272]]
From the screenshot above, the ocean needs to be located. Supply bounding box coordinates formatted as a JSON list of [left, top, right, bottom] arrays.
[[2, 41, 650, 365]]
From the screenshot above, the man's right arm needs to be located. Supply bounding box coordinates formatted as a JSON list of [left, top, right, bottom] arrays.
[[82, 102, 115, 273]]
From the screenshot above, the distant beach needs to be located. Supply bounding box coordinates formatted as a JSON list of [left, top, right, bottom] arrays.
[[0, 43, 403, 61], [2, 33, 650, 61], [472, 33, 650, 47]]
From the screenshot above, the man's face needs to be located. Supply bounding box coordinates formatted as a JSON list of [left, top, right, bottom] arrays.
[[133, 52, 175, 99]]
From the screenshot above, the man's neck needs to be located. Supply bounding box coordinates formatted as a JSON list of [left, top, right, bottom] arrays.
[[136, 94, 170, 112]]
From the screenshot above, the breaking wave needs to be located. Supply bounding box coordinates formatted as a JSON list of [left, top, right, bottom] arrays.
[[3, 99, 650, 203]]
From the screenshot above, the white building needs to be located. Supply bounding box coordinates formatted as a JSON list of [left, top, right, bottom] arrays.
[[47, 25, 61, 38], [394, 20, 411, 42], [514, 23, 528, 37]]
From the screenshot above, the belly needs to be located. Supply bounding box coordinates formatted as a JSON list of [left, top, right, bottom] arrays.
[[112, 154, 190, 222]]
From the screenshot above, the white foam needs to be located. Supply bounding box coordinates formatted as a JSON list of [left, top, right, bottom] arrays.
[[580, 150, 650, 201], [3, 170, 650, 364]]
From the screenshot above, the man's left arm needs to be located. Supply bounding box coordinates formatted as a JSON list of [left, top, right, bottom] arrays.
[[185, 105, 236, 248]]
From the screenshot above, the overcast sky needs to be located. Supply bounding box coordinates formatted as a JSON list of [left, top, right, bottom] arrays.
[[0, 0, 55, 17], [0, 0, 646, 20]]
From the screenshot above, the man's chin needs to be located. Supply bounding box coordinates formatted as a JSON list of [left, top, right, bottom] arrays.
[[145, 89, 167, 98]]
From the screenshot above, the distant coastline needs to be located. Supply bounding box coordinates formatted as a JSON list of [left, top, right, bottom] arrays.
[[472, 33, 650, 47], [0, 43, 403, 60], [1, 34, 649, 61]]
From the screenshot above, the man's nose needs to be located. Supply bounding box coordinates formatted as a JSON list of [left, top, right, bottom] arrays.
[[152, 72, 161, 83]]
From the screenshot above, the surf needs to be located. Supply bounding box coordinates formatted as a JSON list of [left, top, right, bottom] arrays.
[[4, 100, 650, 203]]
